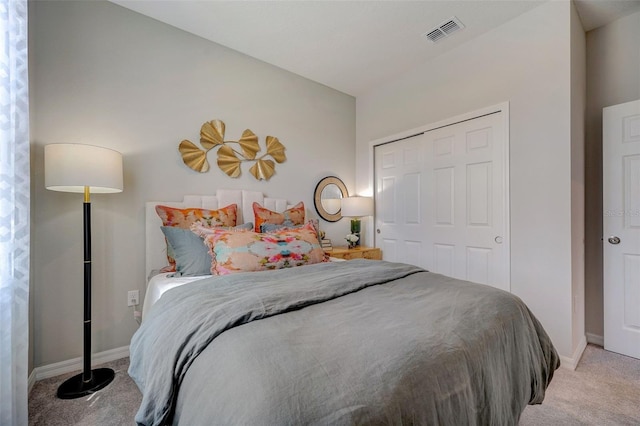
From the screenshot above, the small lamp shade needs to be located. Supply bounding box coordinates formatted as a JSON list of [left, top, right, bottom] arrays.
[[45, 144, 123, 193], [341, 196, 373, 218]]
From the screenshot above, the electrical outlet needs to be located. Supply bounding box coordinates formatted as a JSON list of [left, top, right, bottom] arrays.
[[133, 310, 142, 324], [127, 290, 139, 307]]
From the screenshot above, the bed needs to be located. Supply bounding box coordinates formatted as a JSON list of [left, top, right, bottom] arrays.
[[141, 190, 292, 319], [130, 190, 560, 426]]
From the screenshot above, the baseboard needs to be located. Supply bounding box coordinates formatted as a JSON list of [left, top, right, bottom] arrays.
[[586, 332, 604, 347], [31, 345, 130, 387], [28, 369, 37, 394], [559, 335, 588, 370]]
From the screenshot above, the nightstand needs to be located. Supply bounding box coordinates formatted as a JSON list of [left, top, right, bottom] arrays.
[[326, 246, 382, 261]]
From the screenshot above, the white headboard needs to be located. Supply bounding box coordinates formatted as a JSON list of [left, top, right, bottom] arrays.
[[145, 189, 288, 279]]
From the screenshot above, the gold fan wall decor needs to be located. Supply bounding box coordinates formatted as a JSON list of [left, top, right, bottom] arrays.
[[179, 119, 286, 180]]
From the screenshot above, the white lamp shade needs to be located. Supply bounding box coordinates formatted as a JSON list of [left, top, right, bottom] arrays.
[[321, 198, 342, 215], [45, 144, 123, 193], [341, 196, 373, 217]]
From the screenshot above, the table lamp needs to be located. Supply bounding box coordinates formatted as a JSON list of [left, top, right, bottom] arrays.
[[341, 196, 373, 246]]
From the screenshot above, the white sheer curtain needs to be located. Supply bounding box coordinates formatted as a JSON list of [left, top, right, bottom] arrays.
[[0, 0, 30, 424]]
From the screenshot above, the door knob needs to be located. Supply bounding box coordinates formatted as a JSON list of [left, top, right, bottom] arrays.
[[376, 229, 381, 234], [608, 236, 621, 245], [494, 236, 503, 244]]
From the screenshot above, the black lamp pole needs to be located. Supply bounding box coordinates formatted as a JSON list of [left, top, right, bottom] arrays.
[[56, 187, 115, 399]]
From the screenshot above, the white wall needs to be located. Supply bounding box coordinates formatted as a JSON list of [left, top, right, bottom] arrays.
[[570, 1, 586, 353], [584, 10, 640, 340], [30, 1, 355, 367], [356, 1, 579, 358]]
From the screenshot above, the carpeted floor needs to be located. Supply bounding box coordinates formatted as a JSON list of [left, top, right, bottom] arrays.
[[29, 344, 640, 425], [519, 344, 640, 425], [28, 357, 141, 426]]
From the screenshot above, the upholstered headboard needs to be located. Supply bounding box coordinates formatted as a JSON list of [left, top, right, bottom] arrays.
[[145, 189, 289, 279]]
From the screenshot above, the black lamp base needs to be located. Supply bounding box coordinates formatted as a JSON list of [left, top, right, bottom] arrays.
[[56, 368, 115, 399]]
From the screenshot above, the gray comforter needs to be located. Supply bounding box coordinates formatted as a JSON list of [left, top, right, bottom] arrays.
[[129, 260, 559, 426]]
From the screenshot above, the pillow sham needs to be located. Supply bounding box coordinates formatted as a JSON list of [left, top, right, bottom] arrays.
[[161, 222, 254, 276], [252, 201, 305, 233], [192, 221, 327, 275], [156, 204, 238, 271]]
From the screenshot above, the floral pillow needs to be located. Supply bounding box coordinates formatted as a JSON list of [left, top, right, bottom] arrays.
[[156, 204, 238, 271], [191, 221, 327, 275], [161, 223, 254, 276], [252, 201, 305, 233]]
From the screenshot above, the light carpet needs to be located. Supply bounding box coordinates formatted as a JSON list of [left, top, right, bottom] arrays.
[[28, 344, 639, 425], [520, 344, 640, 425]]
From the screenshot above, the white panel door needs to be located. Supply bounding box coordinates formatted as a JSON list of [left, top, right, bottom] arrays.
[[374, 111, 509, 291], [603, 99, 640, 359], [374, 134, 428, 268]]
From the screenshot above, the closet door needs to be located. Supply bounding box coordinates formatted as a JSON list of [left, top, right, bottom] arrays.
[[374, 133, 429, 270], [374, 110, 509, 291]]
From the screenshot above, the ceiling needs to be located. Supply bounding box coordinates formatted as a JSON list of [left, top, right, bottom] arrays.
[[111, 0, 640, 97]]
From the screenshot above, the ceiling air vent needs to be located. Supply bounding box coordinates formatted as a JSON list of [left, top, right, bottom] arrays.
[[423, 16, 465, 43]]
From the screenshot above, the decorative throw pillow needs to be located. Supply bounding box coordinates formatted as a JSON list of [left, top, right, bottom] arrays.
[[260, 219, 320, 235], [192, 221, 327, 275], [259, 222, 300, 233], [161, 222, 254, 276], [252, 201, 305, 233], [160, 227, 211, 276], [155, 204, 238, 271]]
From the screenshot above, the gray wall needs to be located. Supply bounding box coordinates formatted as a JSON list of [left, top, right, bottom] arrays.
[[356, 1, 581, 359], [29, 0, 355, 367], [584, 11, 640, 339], [570, 0, 586, 353]]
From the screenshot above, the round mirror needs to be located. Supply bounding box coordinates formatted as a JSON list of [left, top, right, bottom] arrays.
[[314, 176, 349, 222]]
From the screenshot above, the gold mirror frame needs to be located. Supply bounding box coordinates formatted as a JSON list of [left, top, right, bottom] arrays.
[[314, 176, 349, 222]]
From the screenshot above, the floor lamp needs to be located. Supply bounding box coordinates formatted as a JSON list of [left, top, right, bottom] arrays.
[[44, 143, 123, 399]]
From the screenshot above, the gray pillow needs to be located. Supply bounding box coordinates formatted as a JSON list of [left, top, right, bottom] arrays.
[[260, 219, 320, 235], [161, 222, 253, 276], [259, 221, 298, 233], [161, 226, 212, 276]]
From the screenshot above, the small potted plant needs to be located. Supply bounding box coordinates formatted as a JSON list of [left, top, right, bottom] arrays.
[[345, 233, 359, 249]]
